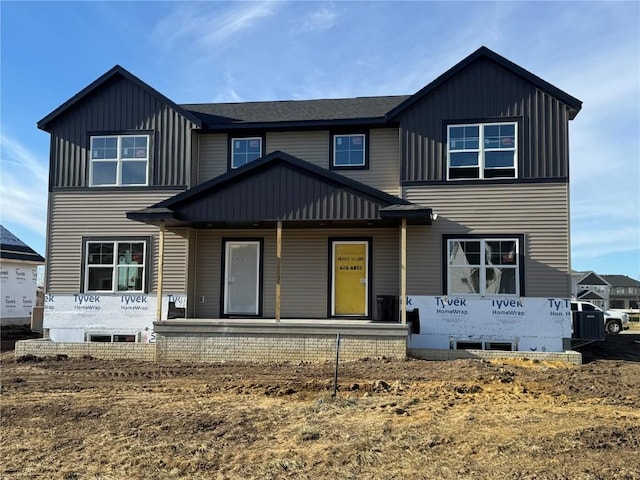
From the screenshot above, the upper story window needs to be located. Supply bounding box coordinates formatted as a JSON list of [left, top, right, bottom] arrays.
[[447, 237, 521, 296], [84, 239, 148, 293], [90, 135, 149, 186], [332, 133, 367, 168], [616, 287, 625, 294], [232, 137, 262, 169], [630, 287, 637, 294], [447, 122, 517, 180]]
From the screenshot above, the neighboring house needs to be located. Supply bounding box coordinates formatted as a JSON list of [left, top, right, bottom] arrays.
[[602, 275, 640, 311], [574, 271, 610, 309], [0, 225, 45, 326], [34, 46, 583, 360], [571, 272, 640, 311]]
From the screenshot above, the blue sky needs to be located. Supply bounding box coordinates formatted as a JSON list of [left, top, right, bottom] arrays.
[[1, 1, 639, 280]]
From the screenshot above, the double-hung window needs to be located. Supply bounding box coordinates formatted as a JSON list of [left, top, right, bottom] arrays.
[[447, 122, 517, 180], [90, 135, 149, 186], [84, 240, 147, 293], [333, 133, 366, 168], [447, 237, 521, 296], [231, 137, 262, 169]]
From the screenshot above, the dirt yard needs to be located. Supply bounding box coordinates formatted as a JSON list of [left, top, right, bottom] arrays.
[[1, 334, 639, 479]]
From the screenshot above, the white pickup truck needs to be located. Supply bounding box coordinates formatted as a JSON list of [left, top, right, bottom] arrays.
[[571, 301, 630, 335]]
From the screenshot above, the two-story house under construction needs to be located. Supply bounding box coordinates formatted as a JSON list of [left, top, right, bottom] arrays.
[[32, 47, 583, 362]]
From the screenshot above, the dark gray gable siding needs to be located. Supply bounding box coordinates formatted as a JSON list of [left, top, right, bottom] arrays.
[[398, 57, 572, 183], [578, 272, 610, 286], [48, 75, 197, 188], [175, 161, 390, 222], [577, 290, 606, 301]]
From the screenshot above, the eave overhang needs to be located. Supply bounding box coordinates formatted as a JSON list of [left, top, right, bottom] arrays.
[[385, 46, 583, 121], [195, 117, 393, 133], [127, 151, 432, 227], [37, 65, 202, 132]]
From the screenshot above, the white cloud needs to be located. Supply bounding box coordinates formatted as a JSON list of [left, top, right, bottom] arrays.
[[294, 4, 337, 33], [0, 134, 48, 237], [208, 72, 244, 103], [151, 1, 279, 55]]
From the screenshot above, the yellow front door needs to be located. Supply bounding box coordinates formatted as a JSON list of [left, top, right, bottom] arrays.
[[332, 241, 368, 316]]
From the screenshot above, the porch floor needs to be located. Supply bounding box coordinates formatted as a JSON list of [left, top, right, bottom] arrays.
[[155, 318, 409, 337]]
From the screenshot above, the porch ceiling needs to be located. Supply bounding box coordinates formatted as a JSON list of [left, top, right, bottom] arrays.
[[127, 151, 432, 227]]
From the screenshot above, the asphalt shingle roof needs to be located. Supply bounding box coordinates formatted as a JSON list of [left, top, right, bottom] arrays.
[[0, 225, 45, 263], [601, 275, 640, 287], [180, 96, 410, 127]]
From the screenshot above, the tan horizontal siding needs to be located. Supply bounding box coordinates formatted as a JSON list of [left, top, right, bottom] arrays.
[[47, 191, 187, 293], [197, 134, 227, 183], [193, 227, 399, 319], [403, 183, 570, 297], [340, 128, 400, 196], [266, 131, 330, 168], [197, 130, 401, 197]]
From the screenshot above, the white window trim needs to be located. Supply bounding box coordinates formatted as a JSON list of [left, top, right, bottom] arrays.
[[447, 238, 520, 297], [333, 133, 366, 167], [231, 137, 263, 169], [447, 122, 518, 180], [84, 240, 147, 293], [89, 134, 150, 187]]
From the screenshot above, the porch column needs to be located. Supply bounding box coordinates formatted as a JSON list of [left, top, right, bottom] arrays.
[[156, 222, 165, 321], [400, 218, 407, 324], [275, 220, 282, 322]]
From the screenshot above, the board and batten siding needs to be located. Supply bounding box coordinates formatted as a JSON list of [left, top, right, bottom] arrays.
[[47, 191, 188, 294], [48, 76, 197, 188], [403, 183, 571, 297], [399, 57, 571, 182], [193, 228, 399, 319]]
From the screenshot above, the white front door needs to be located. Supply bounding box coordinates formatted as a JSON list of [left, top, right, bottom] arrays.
[[224, 241, 260, 315]]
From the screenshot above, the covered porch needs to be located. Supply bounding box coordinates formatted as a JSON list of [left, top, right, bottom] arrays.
[[128, 151, 433, 361]]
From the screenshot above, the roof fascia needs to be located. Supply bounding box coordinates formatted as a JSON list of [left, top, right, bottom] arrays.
[[194, 117, 392, 133], [37, 65, 202, 132], [0, 251, 45, 263], [386, 46, 583, 121], [154, 150, 410, 210]]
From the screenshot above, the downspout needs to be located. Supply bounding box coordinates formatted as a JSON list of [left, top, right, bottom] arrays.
[[401, 218, 407, 324], [156, 222, 165, 321], [275, 220, 282, 322]]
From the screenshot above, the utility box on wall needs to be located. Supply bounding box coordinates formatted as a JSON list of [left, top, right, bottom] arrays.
[[376, 295, 398, 322]]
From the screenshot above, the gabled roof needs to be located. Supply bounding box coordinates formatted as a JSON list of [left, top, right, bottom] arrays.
[[602, 275, 640, 288], [577, 272, 610, 286], [37, 47, 581, 133], [127, 151, 431, 226], [182, 96, 409, 130], [37, 65, 203, 132], [577, 290, 606, 301], [0, 225, 45, 264], [386, 46, 583, 120]]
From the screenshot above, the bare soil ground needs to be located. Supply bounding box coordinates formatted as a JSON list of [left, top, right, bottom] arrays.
[[1, 334, 639, 480]]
